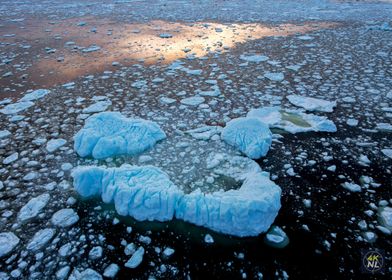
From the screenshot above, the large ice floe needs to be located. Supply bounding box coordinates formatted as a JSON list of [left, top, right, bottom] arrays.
[[74, 112, 166, 159], [221, 117, 272, 159], [72, 161, 281, 237], [247, 107, 337, 133], [286, 95, 336, 113]]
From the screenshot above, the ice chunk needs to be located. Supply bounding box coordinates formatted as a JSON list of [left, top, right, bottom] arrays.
[[381, 149, 392, 159], [186, 126, 222, 140], [204, 234, 214, 243], [264, 225, 289, 248], [240, 54, 268, 63], [20, 89, 50, 102], [26, 228, 56, 251], [72, 165, 183, 221], [79, 269, 102, 280], [0, 232, 19, 257], [3, 152, 18, 165], [18, 193, 50, 222], [376, 123, 392, 132], [103, 264, 119, 278], [82, 100, 111, 113], [51, 208, 79, 227], [0, 130, 11, 139], [221, 117, 272, 159], [176, 172, 281, 237], [82, 45, 101, 53], [46, 138, 67, 152], [378, 207, 392, 230], [264, 72, 284, 82], [286, 95, 336, 113], [248, 107, 337, 133], [74, 112, 166, 159], [0, 101, 34, 115], [180, 96, 205, 106], [341, 182, 361, 192], [125, 246, 144, 268]]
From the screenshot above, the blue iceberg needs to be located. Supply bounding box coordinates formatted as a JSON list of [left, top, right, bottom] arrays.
[[176, 171, 281, 237], [72, 165, 183, 222], [74, 112, 166, 159], [221, 117, 272, 159]]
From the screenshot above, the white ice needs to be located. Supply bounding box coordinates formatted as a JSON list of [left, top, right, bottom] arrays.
[[20, 89, 50, 102], [125, 246, 145, 268], [26, 228, 56, 251], [82, 100, 112, 114], [240, 54, 269, 63], [51, 208, 79, 227], [17, 193, 50, 222], [46, 138, 67, 153], [0, 232, 19, 258], [286, 95, 336, 113]]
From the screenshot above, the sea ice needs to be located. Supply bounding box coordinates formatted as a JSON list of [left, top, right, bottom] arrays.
[[125, 246, 145, 268], [341, 182, 361, 192], [286, 95, 336, 113], [381, 149, 392, 159], [0, 232, 19, 257], [20, 89, 50, 102], [221, 117, 272, 159], [103, 264, 119, 278], [51, 208, 79, 227], [3, 152, 18, 165], [46, 139, 67, 153], [0, 130, 11, 139], [264, 225, 289, 248], [0, 101, 34, 115], [74, 112, 166, 159], [176, 171, 281, 237], [72, 165, 183, 221], [240, 54, 269, 63], [180, 96, 205, 106], [247, 107, 337, 133], [379, 207, 392, 230], [18, 193, 50, 222], [82, 100, 112, 114], [26, 228, 56, 251], [264, 72, 284, 82], [186, 126, 222, 140]]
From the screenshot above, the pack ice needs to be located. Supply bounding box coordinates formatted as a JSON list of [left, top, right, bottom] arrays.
[[72, 164, 281, 237], [74, 112, 166, 159], [221, 117, 272, 159]]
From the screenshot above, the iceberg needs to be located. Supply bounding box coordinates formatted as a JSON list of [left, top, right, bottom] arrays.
[[247, 107, 337, 133], [176, 171, 281, 237], [72, 165, 183, 222], [287, 95, 336, 113], [74, 112, 166, 159], [221, 117, 272, 159], [72, 163, 281, 237]]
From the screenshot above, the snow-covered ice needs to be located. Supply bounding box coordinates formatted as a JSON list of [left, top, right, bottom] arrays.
[[18, 193, 50, 222], [0, 232, 19, 258], [74, 112, 166, 159], [286, 95, 336, 113], [221, 117, 272, 159]]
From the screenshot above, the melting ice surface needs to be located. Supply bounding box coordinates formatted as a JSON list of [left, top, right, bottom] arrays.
[[72, 162, 281, 237], [74, 112, 166, 159]]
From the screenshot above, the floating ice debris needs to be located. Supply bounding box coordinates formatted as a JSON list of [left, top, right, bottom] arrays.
[[56, 266, 70, 280], [125, 246, 145, 268], [264, 225, 289, 248], [0, 232, 19, 258], [18, 193, 50, 222], [186, 126, 222, 140], [160, 97, 176, 104], [197, 85, 221, 97], [341, 182, 361, 192], [0, 101, 34, 115], [26, 228, 55, 251], [240, 54, 268, 63], [46, 138, 67, 152], [204, 234, 214, 244], [0, 130, 11, 139], [378, 207, 392, 231], [82, 100, 112, 114], [20, 89, 50, 102], [381, 149, 392, 159], [3, 152, 18, 165], [163, 247, 175, 258], [264, 72, 284, 82], [82, 45, 101, 53], [180, 96, 205, 106], [286, 95, 336, 113], [159, 33, 173, 38], [103, 264, 119, 278], [298, 35, 313, 40], [375, 123, 392, 132], [72, 165, 183, 221], [346, 118, 358, 127], [51, 208, 79, 227], [247, 107, 337, 133], [78, 268, 103, 280], [89, 246, 103, 260], [176, 171, 281, 237], [131, 80, 147, 89], [74, 112, 166, 159], [221, 117, 272, 159]]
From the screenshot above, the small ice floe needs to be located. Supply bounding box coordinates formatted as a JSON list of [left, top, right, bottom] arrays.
[[0, 130, 11, 139], [159, 33, 173, 38], [82, 45, 101, 53], [131, 80, 147, 89], [89, 246, 103, 260], [346, 118, 358, 127], [180, 96, 205, 106], [163, 247, 175, 258], [381, 148, 392, 159], [264, 72, 284, 82], [186, 126, 222, 140], [247, 107, 337, 133], [196, 85, 221, 97], [26, 228, 56, 251], [77, 268, 103, 280], [18, 193, 50, 222], [0, 232, 19, 257], [74, 112, 166, 159], [125, 246, 144, 269], [264, 226, 289, 248], [0, 101, 34, 115], [3, 152, 18, 165], [51, 208, 79, 227], [103, 264, 119, 278], [160, 97, 176, 104], [82, 100, 112, 114], [286, 95, 336, 113], [221, 117, 272, 159], [20, 89, 50, 102], [298, 35, 313, 40], [341, 182, 361, 192], [375, 123, 392, 132], [46, 138, 67, 153], [378, 207, 392, 231], [240, 54, 269, 63], [204, 234, 214, 244]]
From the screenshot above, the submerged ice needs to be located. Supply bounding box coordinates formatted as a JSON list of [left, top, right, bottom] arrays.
[[74, 112, 166, 159]]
